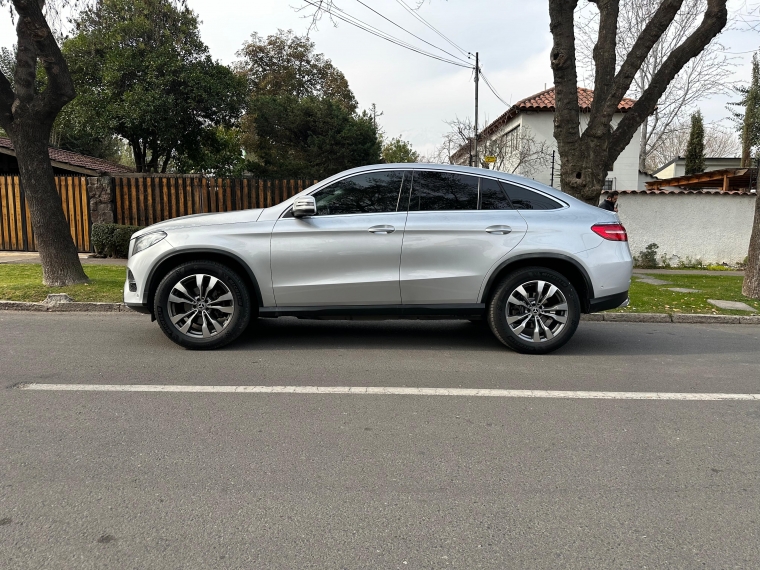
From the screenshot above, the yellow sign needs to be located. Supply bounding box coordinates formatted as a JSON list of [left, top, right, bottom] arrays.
[[484, 156, 497, 163]]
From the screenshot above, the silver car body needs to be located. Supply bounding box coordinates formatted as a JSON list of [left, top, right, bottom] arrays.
[[124, 164, 632, 316]]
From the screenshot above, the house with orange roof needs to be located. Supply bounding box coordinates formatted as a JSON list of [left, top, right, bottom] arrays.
[[452, 86, 642, 192]]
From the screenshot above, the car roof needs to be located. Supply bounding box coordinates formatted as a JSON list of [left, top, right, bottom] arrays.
[[319, 163, 578, 206]]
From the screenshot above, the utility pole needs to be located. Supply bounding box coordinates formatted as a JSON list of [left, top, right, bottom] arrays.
[[474, 52, 479, 168]]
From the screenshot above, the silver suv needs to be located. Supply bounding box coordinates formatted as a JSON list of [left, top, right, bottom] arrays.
[[124, 164, 632, 354]]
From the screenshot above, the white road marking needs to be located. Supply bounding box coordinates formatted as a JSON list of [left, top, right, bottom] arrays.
[[17, 383, 760, 400]]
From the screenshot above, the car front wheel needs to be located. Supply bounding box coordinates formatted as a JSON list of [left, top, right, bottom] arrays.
[[487, 267, 580, 355], [154, 261, 252, 350]]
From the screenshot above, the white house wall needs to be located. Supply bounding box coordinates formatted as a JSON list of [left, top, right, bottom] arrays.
[[480, 112, 642, 191], [617, 193, 756, 264]]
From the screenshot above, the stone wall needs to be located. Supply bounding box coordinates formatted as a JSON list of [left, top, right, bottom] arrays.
[[86, 177, 115, 225]]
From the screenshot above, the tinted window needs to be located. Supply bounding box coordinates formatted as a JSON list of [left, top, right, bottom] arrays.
[[479, 178, 512, 210], [502, 182, 562, 210], [314, 171, 405, 215], [409, 171, 479, 211]]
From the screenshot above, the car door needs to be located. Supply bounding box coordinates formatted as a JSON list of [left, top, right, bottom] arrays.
[[270, 170, 409, 307], [400, 171, 528, 304]]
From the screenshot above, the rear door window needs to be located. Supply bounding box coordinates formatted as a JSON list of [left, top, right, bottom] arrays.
[[408, 171, 479, 211], [313, 171, 406, 215], [501, 182, 562, 210], [478, 177, 513, 210]]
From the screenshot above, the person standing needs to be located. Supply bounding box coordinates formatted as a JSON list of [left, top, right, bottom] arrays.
[[599, 190, 619, 213]]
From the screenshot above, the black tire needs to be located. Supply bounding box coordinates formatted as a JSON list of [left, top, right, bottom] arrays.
[[487, 267, 580, 355], [154, 261, 252, 350]]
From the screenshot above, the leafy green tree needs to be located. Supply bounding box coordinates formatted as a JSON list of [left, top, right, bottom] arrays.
[[235, 30, 356, 112], [382, 136, 419, 163], [684, 110, 705, 175], [242, 95, 380, 179], [729, 53, 760, 168], [62, 0, 246, 172], [236, 30, 379, 178]]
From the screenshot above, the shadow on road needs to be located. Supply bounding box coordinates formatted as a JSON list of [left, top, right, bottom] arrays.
[[218, 317, 760, 357]]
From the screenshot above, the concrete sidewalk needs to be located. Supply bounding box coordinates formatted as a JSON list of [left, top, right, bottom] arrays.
[[633, 268, 744, 276], [0, 252, 127, 266]]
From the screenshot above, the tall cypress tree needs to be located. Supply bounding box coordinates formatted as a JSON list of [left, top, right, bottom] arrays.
[[728, 53, 760, 167], [684, 111, 705, 175]]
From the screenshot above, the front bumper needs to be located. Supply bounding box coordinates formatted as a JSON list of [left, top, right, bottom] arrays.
[[123, 237, 174, 310]]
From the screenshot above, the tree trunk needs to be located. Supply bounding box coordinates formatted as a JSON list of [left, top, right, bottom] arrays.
[[14, 121, 88, 286], [639, 118, 648, 172], [742, 193, 760, 298]]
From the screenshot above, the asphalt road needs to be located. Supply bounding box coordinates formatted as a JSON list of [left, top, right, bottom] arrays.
[[1, 312, 759, 569]]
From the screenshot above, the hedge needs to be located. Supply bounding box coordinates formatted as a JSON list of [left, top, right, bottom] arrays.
[[91, 223, 143, 258]]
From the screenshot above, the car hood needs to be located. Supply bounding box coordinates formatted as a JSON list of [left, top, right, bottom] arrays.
[[132, 209, 264, 238]]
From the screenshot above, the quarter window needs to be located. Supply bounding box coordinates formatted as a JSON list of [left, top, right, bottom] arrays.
[[479, 177, 513, 210], [501, 182, 562, 210], [408, 171, 479, 211], [313, 171, 406, 215]]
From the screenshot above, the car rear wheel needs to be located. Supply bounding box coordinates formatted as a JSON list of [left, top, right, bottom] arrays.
[[487, 267, 580, 354], [154, 261, 252, 350]]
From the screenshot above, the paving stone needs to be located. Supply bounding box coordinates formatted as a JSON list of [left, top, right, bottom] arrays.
[[666, 287, 702, 293], [603, 312, 672, 323], [672, 314, 742, 324], [707, 299, 757, 312], [636, 277, 671, 285]]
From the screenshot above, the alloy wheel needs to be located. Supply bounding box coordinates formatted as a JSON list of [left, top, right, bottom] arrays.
[[505, 280, 568, 343], [167, 273, 236, 338]]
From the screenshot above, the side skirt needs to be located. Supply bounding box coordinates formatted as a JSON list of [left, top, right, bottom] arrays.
[[258, 304, 485, 320]]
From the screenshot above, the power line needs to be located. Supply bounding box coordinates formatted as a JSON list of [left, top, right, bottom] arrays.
[[300, 0, 472, 68], [394, 0, 471, 58], [479, 69, 510, 107], [351, 0, 471, 65]]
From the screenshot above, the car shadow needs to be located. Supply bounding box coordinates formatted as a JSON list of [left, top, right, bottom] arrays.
[[217, 317, 760, 358]]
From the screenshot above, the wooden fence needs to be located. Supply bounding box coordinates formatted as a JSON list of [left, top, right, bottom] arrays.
[[0, 175, 318, 252], [113, 176, 318, 227], [0, 176, 90, 252]]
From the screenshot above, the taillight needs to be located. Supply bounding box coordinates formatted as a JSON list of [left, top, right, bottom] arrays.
[[591, 223, 628, 241]]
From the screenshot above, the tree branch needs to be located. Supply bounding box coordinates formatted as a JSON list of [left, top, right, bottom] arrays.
[[608, 0, 728, 161], [589, 0, 684, 134], [0, 71, 13, 129], [12, 0, 76, 118], [549, 0, 581, 147], [588, 0, 620, 121]]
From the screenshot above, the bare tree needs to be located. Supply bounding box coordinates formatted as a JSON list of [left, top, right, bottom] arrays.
[[548, 0, 728, 204], [575, 0, 734, 172], [431, 117, 473, 165], [0, 0, 87, 286], [647, 119, 741, 170], [480, 126, 552, 178]]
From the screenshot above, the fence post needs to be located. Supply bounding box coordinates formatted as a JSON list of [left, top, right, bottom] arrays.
[[86, 176, 116, 225]]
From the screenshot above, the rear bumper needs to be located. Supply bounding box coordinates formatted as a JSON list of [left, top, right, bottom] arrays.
[[588, 290, 629, 313]]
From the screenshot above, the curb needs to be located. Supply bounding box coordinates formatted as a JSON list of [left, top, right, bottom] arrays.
[[0, 300, 135, 313], [0, 300, 757, 324], [581, 313, 760, 325]]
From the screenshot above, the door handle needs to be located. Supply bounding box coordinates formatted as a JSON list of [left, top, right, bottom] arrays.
[[368, 225, 395, 234], [486, 225, 512, 235]]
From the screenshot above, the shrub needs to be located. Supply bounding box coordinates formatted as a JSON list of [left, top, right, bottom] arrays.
[[635, 243, 659, 269], [91, 223, 143, 258]]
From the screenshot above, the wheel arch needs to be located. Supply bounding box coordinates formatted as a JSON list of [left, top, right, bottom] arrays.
[[144, 248, 263, 312], [480, 254, 593, 313]]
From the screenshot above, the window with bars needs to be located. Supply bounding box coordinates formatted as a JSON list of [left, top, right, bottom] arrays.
[[603, 178, 615, 191]]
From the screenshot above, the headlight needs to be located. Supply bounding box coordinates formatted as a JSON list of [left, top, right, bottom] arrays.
[[132, 231, 167, 255]]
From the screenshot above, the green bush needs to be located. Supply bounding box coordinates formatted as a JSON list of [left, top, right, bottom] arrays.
[[635, 243, 659, 269], [91, 223, 142, 258]]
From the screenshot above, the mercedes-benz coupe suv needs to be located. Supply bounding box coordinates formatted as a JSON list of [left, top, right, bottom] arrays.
[[124, 164, 632, 354]]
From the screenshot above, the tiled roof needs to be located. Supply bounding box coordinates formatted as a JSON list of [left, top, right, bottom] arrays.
[[604, 188, 756, 196], [0, 136, 133, 174], [453, 87, 638, 161]]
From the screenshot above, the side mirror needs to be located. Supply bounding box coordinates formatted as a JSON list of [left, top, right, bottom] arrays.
[[292, 196, 317, 218]]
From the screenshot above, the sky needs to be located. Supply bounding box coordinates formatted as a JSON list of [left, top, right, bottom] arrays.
[[1, 0, 759, 157]]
